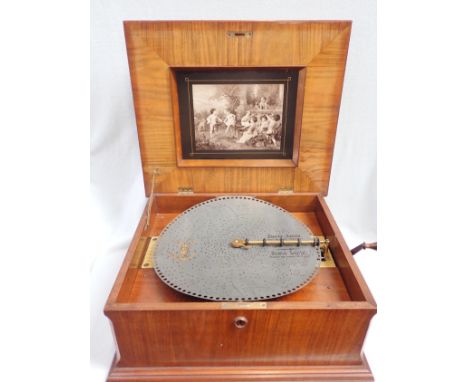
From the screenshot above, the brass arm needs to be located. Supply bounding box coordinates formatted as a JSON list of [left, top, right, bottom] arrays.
[[231, 237, 329, 250]]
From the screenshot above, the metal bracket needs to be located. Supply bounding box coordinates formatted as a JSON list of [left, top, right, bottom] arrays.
[[141, 236, 159, 268], [318, 236, 335, 268]]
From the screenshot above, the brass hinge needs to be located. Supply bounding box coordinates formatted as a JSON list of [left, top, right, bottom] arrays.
[[278, 188, 294, 195], [178, 187, 194, 195]]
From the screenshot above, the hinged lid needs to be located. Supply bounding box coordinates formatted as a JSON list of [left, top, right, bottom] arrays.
[[124, 21, 351, 196]]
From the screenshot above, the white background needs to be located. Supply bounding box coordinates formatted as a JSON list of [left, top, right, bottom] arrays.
[[0, 1, 467, 382], [90, 2, 376, 379]]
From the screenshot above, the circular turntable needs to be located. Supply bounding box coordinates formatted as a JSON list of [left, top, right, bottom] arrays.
[[153, 196, 321, 301]]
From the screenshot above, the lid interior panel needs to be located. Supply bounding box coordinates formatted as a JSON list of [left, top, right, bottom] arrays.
[[124, 21, 351, 195]]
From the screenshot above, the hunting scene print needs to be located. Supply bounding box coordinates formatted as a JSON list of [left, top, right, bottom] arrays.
[[191, 83, 285, 151]]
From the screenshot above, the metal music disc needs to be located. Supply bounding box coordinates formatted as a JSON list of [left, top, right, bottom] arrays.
[[153, 196, 321, 301]]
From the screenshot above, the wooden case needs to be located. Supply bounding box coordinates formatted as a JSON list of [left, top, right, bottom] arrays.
[[105, 21, 377, 381]]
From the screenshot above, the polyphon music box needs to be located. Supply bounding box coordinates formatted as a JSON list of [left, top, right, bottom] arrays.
[[104, 21, 377, 381]]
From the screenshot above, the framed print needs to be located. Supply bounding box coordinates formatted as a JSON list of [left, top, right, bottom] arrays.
[[171, 68, 305, 167]]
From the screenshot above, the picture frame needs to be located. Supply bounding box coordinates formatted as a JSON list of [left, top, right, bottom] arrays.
[[170, 68, 305, 167]]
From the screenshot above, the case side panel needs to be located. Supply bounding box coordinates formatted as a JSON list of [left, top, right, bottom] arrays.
[[104, 202, 149, 308], [315, 196, 376, 305], [107, 308, 375, 368]]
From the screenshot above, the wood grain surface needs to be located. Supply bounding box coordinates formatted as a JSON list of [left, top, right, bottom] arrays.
[[124, 21, 351, 195], [105, 193, 376, 380], [107, 308, 373, 368], [106, 21, 375, 381], [107, 354, 374, 381]]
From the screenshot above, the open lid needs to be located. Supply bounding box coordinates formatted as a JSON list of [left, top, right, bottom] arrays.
[[124, 21, 351, 196]]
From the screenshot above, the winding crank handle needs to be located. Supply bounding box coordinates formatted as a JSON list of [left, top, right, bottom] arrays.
[[350, 242, 377, 255]]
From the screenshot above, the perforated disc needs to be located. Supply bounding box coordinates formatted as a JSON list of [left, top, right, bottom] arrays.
[[153, 196, 321, 301]]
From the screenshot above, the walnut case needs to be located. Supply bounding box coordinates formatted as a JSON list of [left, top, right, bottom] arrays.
[[105, 21, 377, 381]]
